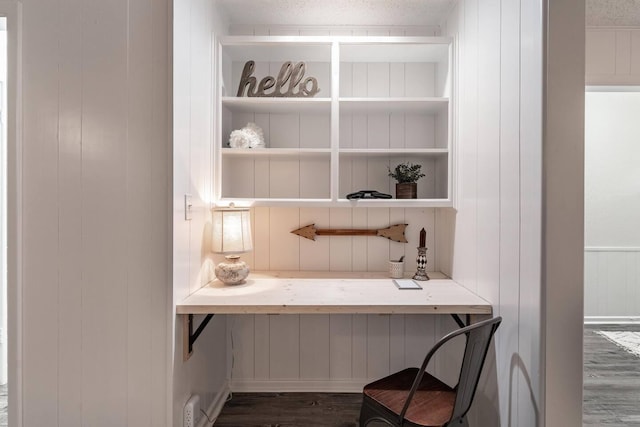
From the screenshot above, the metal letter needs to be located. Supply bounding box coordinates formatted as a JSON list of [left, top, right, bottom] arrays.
[[237, 61, 257, 97], [288, 62, 306, 96], [257, 76, 276, 96], [274, 61, 293, 97], [301, 77, 320, 97], [236, 60, 320, 98]]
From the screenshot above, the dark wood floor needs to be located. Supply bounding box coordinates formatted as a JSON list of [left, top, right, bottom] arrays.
[[215, 325, 640, 426], [213, 392, 363, 427], [583, 324, 640, 426], [0, 384, 5, 427]]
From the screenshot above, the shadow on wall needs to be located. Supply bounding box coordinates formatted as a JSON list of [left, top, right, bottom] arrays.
[[509, 353, 539, 427], [441, 209, 456, 275], [429, 208, 456, 276], [474, 337, 499, 425], [201, 220, 216, 285]]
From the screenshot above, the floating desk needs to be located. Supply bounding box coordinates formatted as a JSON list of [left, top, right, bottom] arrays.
[[177, 271, 492, 360]]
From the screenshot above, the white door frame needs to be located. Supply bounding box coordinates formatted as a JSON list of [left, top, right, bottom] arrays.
[[0, 1, 21, 426]]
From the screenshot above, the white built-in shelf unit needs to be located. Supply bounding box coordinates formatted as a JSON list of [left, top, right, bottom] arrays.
[[215, 36, 453, 207]]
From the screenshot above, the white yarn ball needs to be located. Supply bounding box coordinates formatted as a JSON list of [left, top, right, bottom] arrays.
[[228, 122, 265, 149], [228, 129, 250, 148], [245, 122, 265, 148]]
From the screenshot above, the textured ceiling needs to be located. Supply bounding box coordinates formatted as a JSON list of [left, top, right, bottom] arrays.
[[587, 0, 640, 26], [216, 0, 456, 27], [217, 0, 640, 28]]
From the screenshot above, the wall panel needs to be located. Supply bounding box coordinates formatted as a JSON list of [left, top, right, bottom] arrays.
[[248, 207, 437, 274], [81, 2, 130, 422], [269, 315, 301, 379], [584, 248, 640, 320], [497, 0, 522, 425], [229, 313, 442, 391], [57, 0, 84, 424], [228, 204, 442, 391], [20, 0, 172, 425], [300, 315, 331, 379], [149, 1, 170, 423], [172, 1, 228, 426], [443, 0, 560, 425], [586, 27, 640, 85], [475, 2, 501, 425], [127, 0, 155, 423], [254, 314, 271, 379], [518, 0, 544, 423], [585, 92, 640, 248], [22, 0, 60, 424], [451, 0, 478, 294]]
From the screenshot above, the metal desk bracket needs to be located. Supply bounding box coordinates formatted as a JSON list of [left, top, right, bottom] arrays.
[[183, 313, 214, 361], [451, 314, 471, 328]]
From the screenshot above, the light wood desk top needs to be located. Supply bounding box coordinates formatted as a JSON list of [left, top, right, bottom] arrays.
[[177, 271, 492, 315]]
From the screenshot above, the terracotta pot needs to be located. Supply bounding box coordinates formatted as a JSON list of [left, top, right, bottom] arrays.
[[396, 182, 417, 199]]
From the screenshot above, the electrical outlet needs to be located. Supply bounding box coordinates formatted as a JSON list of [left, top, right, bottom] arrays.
[[184, 394, 201, 427]]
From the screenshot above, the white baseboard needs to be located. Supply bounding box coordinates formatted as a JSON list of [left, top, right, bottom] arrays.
[[585, 316, 640, 324], [230, 379, 367, 393], [584, 246, 640, 252], [199, 381, 230, 427]]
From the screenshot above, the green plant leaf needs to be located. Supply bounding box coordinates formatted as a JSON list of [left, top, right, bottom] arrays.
[[387, 162, 426, 183]]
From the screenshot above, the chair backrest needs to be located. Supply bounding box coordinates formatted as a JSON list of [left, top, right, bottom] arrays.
[[450, 316, 502, 423], [400, 316, 502, 424]]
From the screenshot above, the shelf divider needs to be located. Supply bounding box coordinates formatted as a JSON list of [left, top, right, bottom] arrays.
[[331, 41, 340, 202]]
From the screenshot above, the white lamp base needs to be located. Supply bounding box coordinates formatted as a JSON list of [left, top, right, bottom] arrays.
[[215, 255, 250, 285]]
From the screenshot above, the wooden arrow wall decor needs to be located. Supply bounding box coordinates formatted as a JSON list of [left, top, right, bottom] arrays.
[[291, 224, 408, 243]]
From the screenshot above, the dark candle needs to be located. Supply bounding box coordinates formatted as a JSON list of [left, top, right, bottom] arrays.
[[419, 228, 426, 247]]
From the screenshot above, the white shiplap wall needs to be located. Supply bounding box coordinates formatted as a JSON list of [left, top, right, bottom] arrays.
[[239, 207, 445, 274], [173, 1, 230, 426], [225, 206, 456, 391], [447, 1, 584, 426], [445, 2, 519, 425], [585, 248, 640, 321], [18, 0, 171, 426], [584, 92, 640, 320], [443, 0, 568, 426]]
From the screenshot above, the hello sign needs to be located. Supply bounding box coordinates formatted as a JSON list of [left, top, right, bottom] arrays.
[[236, 60, 320, 98]]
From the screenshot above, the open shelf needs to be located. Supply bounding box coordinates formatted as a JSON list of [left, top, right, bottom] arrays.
[[221, 148, 331, 157], [216, 36, 454, 207], [216, 198, 453, 208], [339, 97, 448, 114], [222, 97, 332, 114], [339, 148, 448, 157], [336, 198, 453, 208]]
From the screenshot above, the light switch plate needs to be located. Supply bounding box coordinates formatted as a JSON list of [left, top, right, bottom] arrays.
[[185, 194, 192, 221]]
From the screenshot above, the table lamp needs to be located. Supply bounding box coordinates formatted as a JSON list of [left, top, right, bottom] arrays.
[[212, 206, 253, 285]]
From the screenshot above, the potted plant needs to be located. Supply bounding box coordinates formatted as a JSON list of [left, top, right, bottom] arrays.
[[388, 162, 425, 199]]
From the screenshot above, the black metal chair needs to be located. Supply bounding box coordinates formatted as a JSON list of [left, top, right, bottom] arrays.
[[359, 316, 502, 427]]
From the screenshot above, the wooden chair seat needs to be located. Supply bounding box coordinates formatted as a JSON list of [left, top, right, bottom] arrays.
[[363, 368, 456, 427], [359, 317, 502, 427]]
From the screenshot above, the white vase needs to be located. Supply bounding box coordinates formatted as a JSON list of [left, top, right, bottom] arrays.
[[215, 255, 250, 285]]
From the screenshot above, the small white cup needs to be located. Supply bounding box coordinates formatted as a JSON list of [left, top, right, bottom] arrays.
[[388, 261, 405, 279]]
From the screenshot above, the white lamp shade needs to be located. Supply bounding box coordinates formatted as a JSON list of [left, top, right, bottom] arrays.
[[212, 208, 253, 254]]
